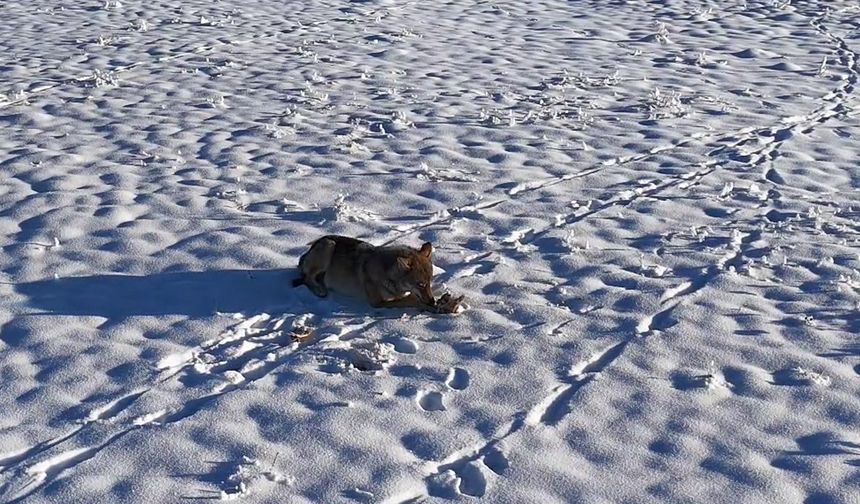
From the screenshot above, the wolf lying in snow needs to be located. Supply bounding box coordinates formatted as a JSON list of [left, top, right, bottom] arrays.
[[292, 235, 464, 314]]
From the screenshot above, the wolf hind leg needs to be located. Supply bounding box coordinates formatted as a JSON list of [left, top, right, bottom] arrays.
[[308, 272, 328, 297], [300, 238, 336, 298]]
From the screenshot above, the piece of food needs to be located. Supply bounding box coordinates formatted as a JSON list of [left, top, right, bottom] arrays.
[[429, 292, 465, 314], [290, 325, 314, 341]]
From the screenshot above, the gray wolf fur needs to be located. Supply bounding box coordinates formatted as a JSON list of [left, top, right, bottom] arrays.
[[292, 235, 462, 312]]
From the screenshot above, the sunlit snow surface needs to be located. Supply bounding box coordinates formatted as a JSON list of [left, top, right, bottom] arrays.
[[1, 1, 859, 502]]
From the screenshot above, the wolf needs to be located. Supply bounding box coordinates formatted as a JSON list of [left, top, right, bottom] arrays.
[[292, 235, 462, 313]]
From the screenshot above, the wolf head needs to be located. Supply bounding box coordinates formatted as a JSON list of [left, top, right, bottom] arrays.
[[392, 242, 436, 306]]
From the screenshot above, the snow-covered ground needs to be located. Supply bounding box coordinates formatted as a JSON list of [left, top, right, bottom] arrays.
[[1, 0, 859, 502]]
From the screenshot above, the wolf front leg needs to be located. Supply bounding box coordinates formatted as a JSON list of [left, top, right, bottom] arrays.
[[366, 290, 430, 310]]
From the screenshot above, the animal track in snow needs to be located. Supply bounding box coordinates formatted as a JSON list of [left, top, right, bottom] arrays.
[[424, 438, 512, 499], [635, 303, 679, 336], [82, 390, 148, 425], [445, 367, 470, 390], [0, 428, 83, 476], [453, 462, 487, 497], [671, 368, 732, 393], [390, 337, 418, 354], [414, 340, 628, 499], [517, 165, 717, 246], [416, 390, 446, 412], [527, 341, 628, 427], [381, 198, 505, 246], [506, 166, 602, 196], [441, 251, 497, 282], [481, 446, 509, 475], [3, 430, 130, 501], [0, 312, 373, 501]]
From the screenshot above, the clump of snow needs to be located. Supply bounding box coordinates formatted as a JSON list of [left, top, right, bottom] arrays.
[[773, 366, 832, 387], [319, 193, 379, 223], [643, 87, 689, 119], [219, 456, 292, 501], [346, 340, 395, 372]]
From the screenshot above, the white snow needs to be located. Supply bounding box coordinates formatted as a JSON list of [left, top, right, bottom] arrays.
[[2, 0, 860, 502]]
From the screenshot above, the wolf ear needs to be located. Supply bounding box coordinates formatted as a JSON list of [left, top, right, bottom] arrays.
[[419, 242, 433, 258], [397, 256, 412, 270]]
